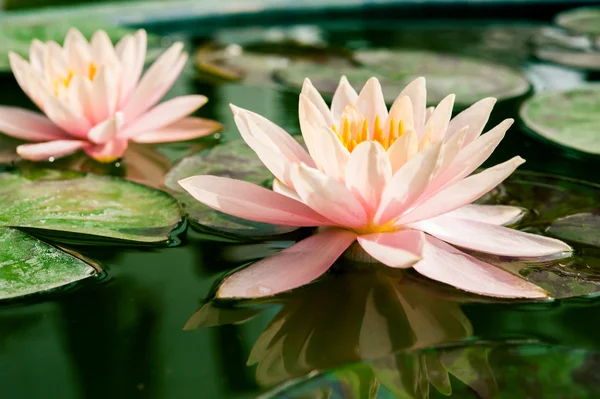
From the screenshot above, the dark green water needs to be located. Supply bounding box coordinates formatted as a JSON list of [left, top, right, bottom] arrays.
[[2, 15, 600, 399]]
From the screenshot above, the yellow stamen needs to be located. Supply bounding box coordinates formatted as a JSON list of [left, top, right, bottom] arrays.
[[343, 118, 351, 145], [398, 120, 405, 138], [88, 63, 97, 81], [373, 115, 383, 142], [354, 220, 399, 235], [360, 119, 368, 142]]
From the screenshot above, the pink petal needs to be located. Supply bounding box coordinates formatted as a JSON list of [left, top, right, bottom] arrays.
[[311, 125, 349, 181], [437, 126, 467, 174], [413, 236, 549, 298], [399, 77, 426, 133], [217, 228, 357, 298], [356, 77, 388, 135], [387, 129, 418, 173], [90, 30, 119, 66], [29, 39, 46, 73], [88, 113, 124, 144], [410, 216, 571, 257], [272, 178, 301, 201], [396, 156, 525, 225], [374, 141, 443, 226], [300, 78, 333, 126], [357, 229, 424, 268], [17, 140, 86, 161], [178, 175, 333, 227], [68, 76, 95, 123], [131, 117, 221, 143], [291, 163, 368, 229], [345, 141, 392, 214], [9, 52, 48, 110], [90, 67, 118, 125], [116, 30, 147, 107], [123, 95, 207, 137], [425, 119, 514, 198], [446, 97, 496, 145], [385, 95, 414, 134], [40, 95, 91, 138], [84, 137, 128, 162], [299, 94, 328, 162], [232, 105, 314, 166], [0, 106, 68, 141], [444, 204, 523, 225], [424, 94, 455, 142], [63, 28, 92, 75], [331, 75, 358, 122], [123, 42, 186, 120]]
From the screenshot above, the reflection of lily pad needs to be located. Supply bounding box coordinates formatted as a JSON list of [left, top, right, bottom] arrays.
[[0, 169, 182, 244], [0, 227, 99, 301], [548, 213, 600, 247], [164, 139, 299, 239], [278, 50, 529, 107], [520, 85, 600, 156], [556, 7, 600, 37]]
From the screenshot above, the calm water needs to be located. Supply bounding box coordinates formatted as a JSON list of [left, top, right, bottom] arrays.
[[2, 12, 600, 399]]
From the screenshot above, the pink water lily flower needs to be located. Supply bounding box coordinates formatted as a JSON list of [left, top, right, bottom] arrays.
[[180, 76, 572, 299], [0, 28, 221, 162]]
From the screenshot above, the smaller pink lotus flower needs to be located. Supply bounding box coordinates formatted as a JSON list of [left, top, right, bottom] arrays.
[[0, 28, 221, 162], [180, 76, 572, 300]]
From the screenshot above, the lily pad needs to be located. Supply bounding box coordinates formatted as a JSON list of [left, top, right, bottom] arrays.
[[548, 213, 600, 247], [0, 227, 99, 301], [0, 169, 182, 244], [519, 85, 600, 156], [277, 50, 530, 107], [556, 7, 600, 37], [164, 139, 299, 239]]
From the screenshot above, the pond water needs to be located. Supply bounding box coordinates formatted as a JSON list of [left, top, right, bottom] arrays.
[[2, 4, 600, 399]]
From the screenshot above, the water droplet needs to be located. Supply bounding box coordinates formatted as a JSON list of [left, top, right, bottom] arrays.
[[114, 162, 121, 168], [257, 285, 272, 295], [48, 157, 55, 162], [214, 133, 221, 139]]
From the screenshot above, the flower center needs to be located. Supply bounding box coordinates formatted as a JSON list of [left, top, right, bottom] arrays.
[[54, 63, 98, 94], [332, 104, 406, 152], [353, 220, 400, 235]]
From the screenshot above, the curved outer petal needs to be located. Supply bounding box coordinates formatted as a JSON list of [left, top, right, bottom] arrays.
[[425, 119, 514, 196], [356, 77, 388, 134], [123, 42, 186, 120], [396, 156, 525, 225], [345, 141, 392, 215], [217, 229, 357, 298], [387, 129, 418, 173], [299, 94, 329, 163], [300, 78, 333, 126], [398, 77, 426, 135], [132, 117, 221, 143], [331, 75, 358, 122], [446, 97, 496, 145], [444, 204, 523, 225], [84, 137, 128, 162], [122, 95, 208, 137], [0, 106, 68, 141], [357, 229, 424, 268], [375, 141, 443, 225], [17, 140, 86, 161], [88, 112, 124, 144], [41, 94, 92, 138], [424, 94, 455, 143], [179, 175, 332, 227], [9, 52, 51, 110], [413, 236, 549, 298], [411, 215, 572, 257], [291, 163, 368, 229]]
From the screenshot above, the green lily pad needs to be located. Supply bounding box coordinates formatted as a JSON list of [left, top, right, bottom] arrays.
[[0, 227, 99, 301], [277, 50, 529, 107], [0, 135, 22, 165], [519, 85, 600, 156], [556, 7, 600, 37], [547, 213, 600, 247], [0, 169, 182, 244], [164, 139, 299, 240]]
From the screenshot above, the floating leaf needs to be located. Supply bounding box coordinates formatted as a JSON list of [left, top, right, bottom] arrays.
[[0, 227, 99, 301], [556, 6, 600, 37], [0, 169, 182, 244], [520, 85, 600, 156], [0, 134, 22, 165], [548, 213, 600, 247], [277, 50, 529, 107], [164, 139, 299, 239]]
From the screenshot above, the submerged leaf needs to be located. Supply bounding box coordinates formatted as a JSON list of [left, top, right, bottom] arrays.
[[165, 139, 300, 239], [548, 213, 600, 247], [0, 169, 182, 244], [0, 227, 98, 301], [520, 85, 600, 156]]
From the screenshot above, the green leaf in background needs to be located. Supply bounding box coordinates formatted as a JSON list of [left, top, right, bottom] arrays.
[[519, 85, 600, 156], [0, 227, 99, 301], [164, 139, 299, 240], [0, 169, 182, 244], [277, 50, 529, 107], [556, 6, 600, 37]]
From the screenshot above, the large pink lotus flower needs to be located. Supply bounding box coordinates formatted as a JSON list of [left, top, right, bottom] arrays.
[[180, 76, 571, 299], [0, 28, 221, 162]]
